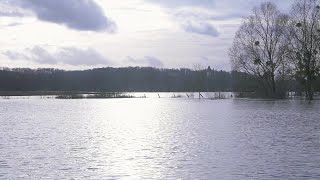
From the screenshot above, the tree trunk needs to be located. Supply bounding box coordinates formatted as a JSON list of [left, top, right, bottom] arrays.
[[305, 56, 314, 100], [271, 74, 276, 97], [306, 77, 314, 100]]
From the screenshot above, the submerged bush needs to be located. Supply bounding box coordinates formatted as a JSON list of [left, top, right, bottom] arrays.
[[56, 92, 134, 99], [87, 92, 134, 99], [56, 94, 84, 99], [171, 94, 183, 98]]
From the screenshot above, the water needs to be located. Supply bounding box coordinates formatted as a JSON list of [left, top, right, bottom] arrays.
[[0, 98, 320, 179]]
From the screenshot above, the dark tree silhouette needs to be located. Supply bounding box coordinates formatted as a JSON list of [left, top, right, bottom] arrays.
[[286, 0, 320, 100], [229, 2, 290, 98]]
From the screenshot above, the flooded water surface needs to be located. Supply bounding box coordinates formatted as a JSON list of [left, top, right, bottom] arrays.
[[0, 98, 320, 179]]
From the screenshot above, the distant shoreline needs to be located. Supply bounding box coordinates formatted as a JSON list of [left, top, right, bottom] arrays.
[[1, 91, 319, 101], [0, 91, 100, 96], [0, 91, 233, 97], [0, 91, 235, 100]]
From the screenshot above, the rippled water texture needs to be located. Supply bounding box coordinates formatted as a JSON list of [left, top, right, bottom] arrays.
[[1, 98, 320, 179]]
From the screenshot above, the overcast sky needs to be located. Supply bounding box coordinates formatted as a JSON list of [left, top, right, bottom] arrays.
[[0, 0, 293, 70]]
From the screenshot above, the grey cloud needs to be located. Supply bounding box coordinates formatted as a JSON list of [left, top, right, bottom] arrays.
[[3, 51, 30, 60], [11, 0, 116, 32], [58, 47, 109, 66], [176, 11, 244, 21], [173, 10, 220, 37], [183, 22, 219, 37], [147, 0, 215, 8], [3, 46, 110, 66], [148, 0, 293, 19], [0, 11, 25, 17], [0, 1, 27, 17], [173, 10, 209, 21], [0, 22, 22, 29], [168, 0, 292, 37], [148, 0, 292, 9], [125, 56, 164, 67], [6, 22, 21, 27], [209, 13, 247, 21]]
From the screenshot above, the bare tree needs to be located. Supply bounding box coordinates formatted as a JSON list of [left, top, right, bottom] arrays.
[[286, 0, 320, 100], [229, 2, 289, 98]]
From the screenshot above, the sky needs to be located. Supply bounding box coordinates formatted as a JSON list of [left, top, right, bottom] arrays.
[[0, 0, 293, 70]]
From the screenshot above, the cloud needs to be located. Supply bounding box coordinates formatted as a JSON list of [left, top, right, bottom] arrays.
[[0, 11, 24, 17], [159, 0, 293, 37], [148, 0, 293, 19], [0, 22, 22, 29], [148, 0, 292, 9], [183, 22, 219, 37], [125, 56, 164, 67], [172, 8, 220, 37], [0, 1, 27, 17], [3, 46, 110, 66], [209, 13, 247, 21], [8, 0, 116, 32], [147, 0, 215, 8]]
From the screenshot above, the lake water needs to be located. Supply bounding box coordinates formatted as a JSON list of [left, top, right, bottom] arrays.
[[0, 98, 320, 179]]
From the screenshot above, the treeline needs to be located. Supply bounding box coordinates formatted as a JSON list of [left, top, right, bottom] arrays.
[[0, 67, 258, 92], [230, 0, 320, 100], [0, 67, 319, 95]]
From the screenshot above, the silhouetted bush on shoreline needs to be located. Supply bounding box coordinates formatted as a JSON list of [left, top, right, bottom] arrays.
[[56, 94, 84, 99], [87, 92, 134, 99], [56, 92, 134, 99]]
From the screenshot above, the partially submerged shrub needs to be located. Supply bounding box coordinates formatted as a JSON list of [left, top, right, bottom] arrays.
[[171, 94, 183, 98], [86, 92, 134, 99], [56, 94, 84, 99]]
